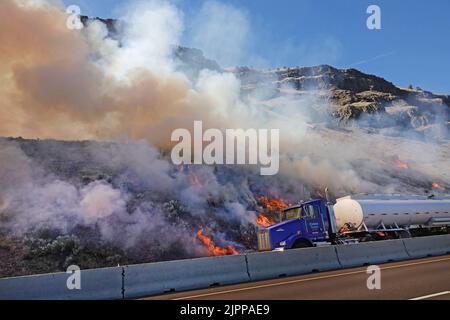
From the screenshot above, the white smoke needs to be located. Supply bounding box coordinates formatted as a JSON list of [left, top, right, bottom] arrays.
[[189, 0, 251, 67], [80, 181, 127, 225], [14, 0, 63, 9], [102, 0, 184, 79]]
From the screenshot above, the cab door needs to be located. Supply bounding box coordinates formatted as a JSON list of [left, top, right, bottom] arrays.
[[302, 203, 327, 241]]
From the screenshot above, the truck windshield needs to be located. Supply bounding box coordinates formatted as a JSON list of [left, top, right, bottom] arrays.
[[282, 207, 301, 221]]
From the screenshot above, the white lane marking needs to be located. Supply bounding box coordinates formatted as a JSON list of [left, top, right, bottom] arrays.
[[170, 256, 450, 300], [409, 291, 450, 300]]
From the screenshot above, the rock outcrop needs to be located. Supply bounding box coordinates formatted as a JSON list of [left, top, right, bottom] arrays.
[[81, 16, 450, 136], [233, 65, 449, 136]]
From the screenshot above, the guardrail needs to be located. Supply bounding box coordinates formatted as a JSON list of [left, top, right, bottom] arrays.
[[246, 245, 340, 281], [335, 239, 410, 268], [123, 254, 250, 298], [1, 234, 450, 300], [0, 267, 123, 300]]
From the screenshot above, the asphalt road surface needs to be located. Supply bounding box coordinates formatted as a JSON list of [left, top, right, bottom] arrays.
[[144, 255, 450, 300]]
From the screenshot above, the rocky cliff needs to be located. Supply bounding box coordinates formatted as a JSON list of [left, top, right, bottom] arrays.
[[81, 17, 449, 138], [233, 65, 450, 136]]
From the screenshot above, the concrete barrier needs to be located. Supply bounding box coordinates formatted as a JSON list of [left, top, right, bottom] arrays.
[[402, 234, 450, 258], [3, 234, 450, 299], [0, 266, 123, 300], [123, 254, 250, 298], [335, 239, 410, 268], [246, 246, 341, 281]]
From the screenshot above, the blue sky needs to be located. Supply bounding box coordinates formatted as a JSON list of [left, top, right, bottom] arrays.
[[64, 0, 450, 94]]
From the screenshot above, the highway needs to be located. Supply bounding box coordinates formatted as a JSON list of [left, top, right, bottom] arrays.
[[144, 255, 450, 300]]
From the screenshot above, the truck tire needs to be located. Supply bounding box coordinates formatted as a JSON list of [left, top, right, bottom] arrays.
[[396, 230, 411, 239], [292, 239, 312, 249]]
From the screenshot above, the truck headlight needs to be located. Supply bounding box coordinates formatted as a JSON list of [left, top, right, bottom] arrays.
[[279, 241, 286, 246]]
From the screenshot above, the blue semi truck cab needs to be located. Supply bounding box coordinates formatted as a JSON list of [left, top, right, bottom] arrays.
[[257, 198, 337, 251]]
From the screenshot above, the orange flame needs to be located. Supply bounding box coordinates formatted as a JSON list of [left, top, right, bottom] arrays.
[[394, 158, 408, 170], [196, 229, 238, 256], [191, 172, 202, 188], [380, 157, 409, 170], [258, 196, 289, 211], [432, 182, 446, 190], [256, 196, 289, 227], [256, 214, 275, 227]]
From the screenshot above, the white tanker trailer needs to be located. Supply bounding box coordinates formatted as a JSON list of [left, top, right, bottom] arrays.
[[333, 194, 450, 232], [258, 192, 450, 250]]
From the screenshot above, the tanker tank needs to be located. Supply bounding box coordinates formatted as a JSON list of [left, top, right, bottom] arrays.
[[333, 194, 450, 231]]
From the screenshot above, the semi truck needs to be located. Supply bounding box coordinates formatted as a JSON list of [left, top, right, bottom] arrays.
[[257, 190, 450, 251]]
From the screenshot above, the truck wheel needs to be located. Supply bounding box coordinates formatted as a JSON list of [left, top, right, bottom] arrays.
[[396, 230, 411, 239], [292, 239, 312, 248], [360, 235, 375, 242]]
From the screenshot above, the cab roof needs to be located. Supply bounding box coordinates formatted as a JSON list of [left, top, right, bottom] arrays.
[[282, 199, 322, 212]]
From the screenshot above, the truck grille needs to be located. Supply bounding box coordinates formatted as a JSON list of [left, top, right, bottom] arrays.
[[257, 229, 271, 251]]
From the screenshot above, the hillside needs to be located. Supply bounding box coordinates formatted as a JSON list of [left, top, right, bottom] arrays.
[[1, 15, 449, 278]]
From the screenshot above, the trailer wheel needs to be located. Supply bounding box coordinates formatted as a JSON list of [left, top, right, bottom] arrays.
[[292, 239, 312, 249], [396, 230, 411, 239]]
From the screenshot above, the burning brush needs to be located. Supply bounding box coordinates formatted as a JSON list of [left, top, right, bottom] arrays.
[[432, 182, 447, 191], [379, 156, 409, 170], [255, 214, 275, 228], [256, 196, 290, 227], [196, 229, 238, 256]]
